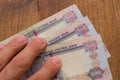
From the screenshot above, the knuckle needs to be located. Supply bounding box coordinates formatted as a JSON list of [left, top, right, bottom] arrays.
[[11, 44, 19, 50], [11, 57, 29, 71], [28, 43, 42, 53]]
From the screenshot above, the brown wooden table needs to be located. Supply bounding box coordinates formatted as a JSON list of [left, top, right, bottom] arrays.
[[0, 0, 120, 80]]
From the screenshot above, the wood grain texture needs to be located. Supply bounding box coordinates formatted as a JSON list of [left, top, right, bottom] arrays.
[[0, 0, 120, 79]]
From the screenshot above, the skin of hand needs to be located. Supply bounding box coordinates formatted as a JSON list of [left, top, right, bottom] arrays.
[[0, 35, 61, 80]]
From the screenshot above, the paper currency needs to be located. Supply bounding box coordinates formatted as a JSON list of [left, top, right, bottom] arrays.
[[29, 36, 112, 80], [46, 16, 96, 46], [37, 16, 110, 58], [1, 4, 83, 44], [0, 4, 112, 80], [1, 5, 110, 58]]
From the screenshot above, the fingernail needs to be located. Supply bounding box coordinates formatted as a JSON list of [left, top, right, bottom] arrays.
[[51, 56, 61, 65], [17, 35, 26, 43], [0, 43, 5, 50]]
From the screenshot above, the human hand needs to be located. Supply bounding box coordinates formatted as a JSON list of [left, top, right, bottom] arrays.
[[0, 36, 61, 80]]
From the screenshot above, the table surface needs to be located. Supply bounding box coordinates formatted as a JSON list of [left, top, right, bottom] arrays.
[[0, 0, 120, 79]]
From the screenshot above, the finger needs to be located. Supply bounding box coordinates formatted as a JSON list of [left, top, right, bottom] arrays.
[[28, 56, 61, 80], [0, 43, 5, 51], [0, 37, 46, 80], [0, 35, 27, 71]]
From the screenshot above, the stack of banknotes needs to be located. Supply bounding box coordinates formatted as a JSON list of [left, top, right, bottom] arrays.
[[2, 4, 113, 80]]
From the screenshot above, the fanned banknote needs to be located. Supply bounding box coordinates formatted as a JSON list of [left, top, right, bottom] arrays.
[[1, 4, 110, 58], [0, 4, 112, 80], [29, 35, 112, 80]]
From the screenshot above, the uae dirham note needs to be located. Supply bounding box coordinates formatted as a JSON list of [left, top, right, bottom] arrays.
[[1, 4, 83, 44], [45, 16, 110, 58], [28, 35, 113, 80]]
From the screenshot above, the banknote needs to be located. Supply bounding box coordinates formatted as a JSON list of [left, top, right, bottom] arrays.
[[98, 35, 111, 58], [45, 16, 96, 45], [37, 16, 110, 58], [28, 35, 112, 80], [1, 4, 83, 44]]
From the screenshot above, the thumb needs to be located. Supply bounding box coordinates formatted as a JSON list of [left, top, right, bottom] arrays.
[[28, 56, 61, 80]]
